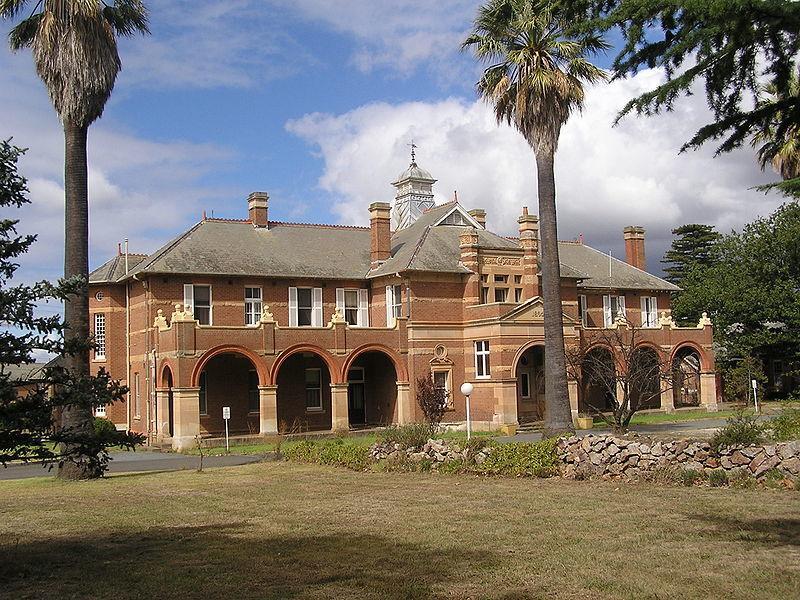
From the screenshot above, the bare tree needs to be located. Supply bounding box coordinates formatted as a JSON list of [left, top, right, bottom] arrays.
[[566, 317, 674, 433]]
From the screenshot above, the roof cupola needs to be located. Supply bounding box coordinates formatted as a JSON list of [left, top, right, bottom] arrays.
[[391, 143, 436, 230]]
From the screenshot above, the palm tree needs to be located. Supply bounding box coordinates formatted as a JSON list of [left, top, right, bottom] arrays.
[[2, 0, 148, 479], [463, 0, 608, 436], [751, 69, 800, 183]]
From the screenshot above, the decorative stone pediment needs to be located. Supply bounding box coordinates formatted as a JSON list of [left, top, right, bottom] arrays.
[[500, 297, 578, 324], [429, 344, 454, 366], [479, 255, 522, 268]]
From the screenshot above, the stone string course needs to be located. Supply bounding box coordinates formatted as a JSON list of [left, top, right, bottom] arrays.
[[557, 434, 800, 480]]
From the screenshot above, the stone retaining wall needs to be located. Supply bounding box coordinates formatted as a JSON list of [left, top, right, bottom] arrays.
[[557, 434, 800, 480]]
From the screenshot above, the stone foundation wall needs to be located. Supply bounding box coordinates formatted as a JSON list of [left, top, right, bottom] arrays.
[[557, 434, 800, 480]]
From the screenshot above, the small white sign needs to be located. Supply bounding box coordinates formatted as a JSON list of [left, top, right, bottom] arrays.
[[751, 379, 758, 391], [222, 406, 231, 420]]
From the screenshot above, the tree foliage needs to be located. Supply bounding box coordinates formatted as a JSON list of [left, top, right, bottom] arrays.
[[416, 374, 447, 426], [674, 203, 800, 387], [572, 0, 800, 193], [661, 224, 722, 286], [0, 139, 143, 473]]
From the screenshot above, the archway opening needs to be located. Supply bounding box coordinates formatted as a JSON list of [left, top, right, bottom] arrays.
[[199, 352, 261, 436], [580, 347, 616, 413], [347, 351, 398, 427], [673, 347, 701, 407], [516, 345, 545, 423], [630, 347, 662, 410], [275, 351, 333, 432], [161, 366, 174, 437]]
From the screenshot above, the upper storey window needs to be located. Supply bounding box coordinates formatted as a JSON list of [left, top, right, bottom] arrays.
[[441, 211, 470, 226], [386, 284, 402, 326], [336, 288, 369, 327], [290, 287, 323, 327], [603, 295, 626, 327], [641, 296, 658, 328], [245, 287, 262, 326], [184, 284, 212, 325]]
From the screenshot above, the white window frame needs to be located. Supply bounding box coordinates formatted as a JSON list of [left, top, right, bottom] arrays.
[[289, 287, 323, 327], [94, 405, 106, 417], [305, 368, 323, 412], [475, 340, 491, 379], [184, 284, 212, 325], [578, 294, 588, 328], [336, 288, 369, 327], [93, 312, 106, 360], [386, 284, 402, 326], [244, 287, 263, 326], [432, 368, 452, 409], [640, 296, 658, 328], [603, 295, 626, 327]]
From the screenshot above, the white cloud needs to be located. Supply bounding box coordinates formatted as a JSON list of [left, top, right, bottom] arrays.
[[287, 68, 784, 270], [0, 52, 234, 284]]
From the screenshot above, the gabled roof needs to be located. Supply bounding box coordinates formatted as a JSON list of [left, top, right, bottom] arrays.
[[369, 202, 520, 277], [130, 219, 372, 280], [89, 253, 149, 283], [559, 242, 679, 292]]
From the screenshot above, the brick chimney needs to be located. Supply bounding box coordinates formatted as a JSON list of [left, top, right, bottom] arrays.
[[248, 192, 269, 227], [468, 208, 486, 229], [623, 226, 646, 271], [369, 202, 391, 268], [518, 207, 540, 299]]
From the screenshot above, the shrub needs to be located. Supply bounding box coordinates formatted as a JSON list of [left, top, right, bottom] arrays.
[[708, 469, 729, 487], [282, 439, 371, 471], [416, 374, 447, 425], [710, 407, 766, 453], [379, 423, 436, 449], [93, 417, 117, 437], [282, 440, 319, 463], [438, 458, 467, 475], [769, 400, 800, 442], [476, 439, 559, 478], [728, 469, 757, 489], [680, 469, 703, 486]]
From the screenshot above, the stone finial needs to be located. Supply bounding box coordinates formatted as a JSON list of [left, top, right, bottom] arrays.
[[259, 304, 275, 324], [697, 312, 712, 328], [659, 311, 676, 328], [171, 303, 196, 323], [329, 307, 346, 326], [154, 309, 169, 331]]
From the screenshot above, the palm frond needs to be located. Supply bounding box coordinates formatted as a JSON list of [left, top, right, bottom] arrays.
[[8, 12, 40, 49], [0, 0, 32, 19]]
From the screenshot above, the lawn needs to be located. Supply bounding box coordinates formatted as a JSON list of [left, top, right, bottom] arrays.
[[592, 409, 740, 427], [1, 463, 798, 599]]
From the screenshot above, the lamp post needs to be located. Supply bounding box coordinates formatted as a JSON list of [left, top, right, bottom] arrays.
[[460, 382, 474, 440]]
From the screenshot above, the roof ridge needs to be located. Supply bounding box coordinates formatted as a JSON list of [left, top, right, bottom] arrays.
[[406, 225, 432, 270], [204, 217, 250, 223], [422, 200, 457, 215], [270, 220, 370, 231]]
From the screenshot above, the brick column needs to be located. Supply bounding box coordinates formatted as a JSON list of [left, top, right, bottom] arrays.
[[330, 383, 350, 431], [155, 388, 170, 441], [396, 382, 413, 424], [171, 386, 200, 451], [518, 208, 540, 299], [259, 385, 278, 434]]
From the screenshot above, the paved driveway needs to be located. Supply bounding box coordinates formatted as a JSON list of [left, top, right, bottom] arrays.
[[0, 451, 262, 481]]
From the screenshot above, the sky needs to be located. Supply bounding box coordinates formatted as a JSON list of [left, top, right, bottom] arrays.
[[0, 0, 785, 293]]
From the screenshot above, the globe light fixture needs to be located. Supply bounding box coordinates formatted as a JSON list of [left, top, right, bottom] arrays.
[[460, 382, 474, 439]]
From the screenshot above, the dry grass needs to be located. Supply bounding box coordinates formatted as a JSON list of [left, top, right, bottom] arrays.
[[1, 462, 798, 599]]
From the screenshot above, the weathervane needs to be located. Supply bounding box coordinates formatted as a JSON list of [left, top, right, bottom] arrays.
[[408, 140, 418, 164]]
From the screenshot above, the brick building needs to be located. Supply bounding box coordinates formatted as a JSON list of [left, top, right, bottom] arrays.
[[89, 157, 717, 449]]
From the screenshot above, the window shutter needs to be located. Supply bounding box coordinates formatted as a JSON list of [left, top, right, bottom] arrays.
[[183, 284, 194, 315], [358, 288, 369, 327], [386, 285, 394, 327], [312, 287, 323, 327], [618, 295, 626, 317], [288, 287, 298, 327], [602, 295, 611, 327], [640, 296, 648, 327], [336, 288, 345, 318]]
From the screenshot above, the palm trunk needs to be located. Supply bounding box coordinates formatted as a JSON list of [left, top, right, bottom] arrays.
[[536, 148, 575, 437], [57, 121, 94, 480]]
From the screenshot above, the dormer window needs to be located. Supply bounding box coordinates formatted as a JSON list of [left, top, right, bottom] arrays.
[[441, 211, 470, 226]]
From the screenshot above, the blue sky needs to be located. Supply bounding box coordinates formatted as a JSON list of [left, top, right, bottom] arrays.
[[0, 0, 781, 290]]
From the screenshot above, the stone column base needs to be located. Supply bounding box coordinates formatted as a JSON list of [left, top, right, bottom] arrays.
[[330, 383, 350, 431]]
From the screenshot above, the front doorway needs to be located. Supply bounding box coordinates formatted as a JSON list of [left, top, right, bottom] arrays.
[[516, 345, 545, 423], [347, 367, 366, 425]]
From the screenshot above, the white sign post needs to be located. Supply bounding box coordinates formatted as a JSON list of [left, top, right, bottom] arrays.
[[222, 406, 231, 453], [751, 379, 759, 414], [460, 382, 474, 441]]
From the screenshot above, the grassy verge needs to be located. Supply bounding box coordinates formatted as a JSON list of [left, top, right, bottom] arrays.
[[1, 462, 797, 599], [593, 409, 740, 427]]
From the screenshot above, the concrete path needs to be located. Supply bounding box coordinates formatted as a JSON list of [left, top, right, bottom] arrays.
[[0, 451, 262, 481], [497, 417, 733, 444]]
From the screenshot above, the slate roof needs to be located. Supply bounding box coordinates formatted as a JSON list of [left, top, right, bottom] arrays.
[[2, 362, 48, 381], [559, 242, 679, 291], [89, 253, 148, 283], [96, 201, 676, 291]]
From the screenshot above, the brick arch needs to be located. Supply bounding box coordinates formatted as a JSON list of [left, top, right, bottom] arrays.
[[190, 345, 268, 388], [511, 341, 546, 379], [670, 342, 712, 372], [269, 344, 342, 385], [631, 342, 667, 372], [341, 344, 409, 383], [159, 359, 175, 389]]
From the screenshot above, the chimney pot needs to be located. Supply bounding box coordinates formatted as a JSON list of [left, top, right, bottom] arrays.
[[623, 225, 646, 271], [248, 192, 269, 228]]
